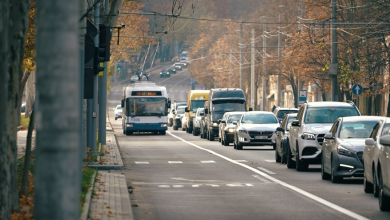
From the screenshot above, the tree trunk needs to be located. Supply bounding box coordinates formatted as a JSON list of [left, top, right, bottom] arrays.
[[101, 0, 123, 27], [35, 0, 81, 219], [367, 96, 372, 115], [0, 0, 10, 219], [7, 0, 31, 211]]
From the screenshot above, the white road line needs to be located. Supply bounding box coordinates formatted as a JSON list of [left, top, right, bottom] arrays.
[[167, 131, 369, 220], [234, 160, 248, 163], [265, 160, 276, 163], [192, 185, 200, 187], [173, 185, 184, 188], [226, 184, 243, 187], [135, 161, 150, 164], [168, 161, 183, 164], [258, 167, 276, 175], [252, 175, 272, 183], [207, 184, 220, 187], [245, 184, 254, 186], [201, 160, 216, 163], [158, 185, 170, 188]]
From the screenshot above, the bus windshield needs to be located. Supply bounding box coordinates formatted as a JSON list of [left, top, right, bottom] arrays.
[[126, 98, 168, 116], [212, 100, 245, 112], [191, 100, 206, 112]]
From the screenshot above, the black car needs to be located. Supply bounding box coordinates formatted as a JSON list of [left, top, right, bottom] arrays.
[[168, 67, 176, 74], [160, 70, 171, 78], [273, 107, 298, 123]]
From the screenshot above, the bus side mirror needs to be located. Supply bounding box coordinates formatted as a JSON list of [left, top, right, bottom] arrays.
[[205, 109, 208, 114], [121, 99, 124, 108], [167, 98, 171, 106], [185, 107, 189, 112]]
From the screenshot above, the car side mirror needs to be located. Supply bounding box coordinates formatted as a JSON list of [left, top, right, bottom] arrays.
[[324, 133, 334, 139], [365, 138, 376, 145], [172, 110, 175, 114], [276, 127, 284, 132], [232, 121, 238, 125], [221, 120, 226, 124], [121, 99, 124, 108], [218, 119, 222, 123], [291, 120, 300, 126], [204, 109, 209, 114], [185, 107, 189, 112], [379, 135, 390, 146]]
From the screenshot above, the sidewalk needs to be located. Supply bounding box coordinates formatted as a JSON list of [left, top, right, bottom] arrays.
[[17, 130, 36, 159]]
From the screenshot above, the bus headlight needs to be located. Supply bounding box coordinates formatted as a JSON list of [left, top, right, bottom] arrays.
[[161, 124, 168, 127], [126, 124, 133, 127]]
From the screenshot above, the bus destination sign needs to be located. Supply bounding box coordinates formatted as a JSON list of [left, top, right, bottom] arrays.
[[131, 91, 162, 96]]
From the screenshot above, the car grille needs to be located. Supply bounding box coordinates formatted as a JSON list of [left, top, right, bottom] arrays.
[[248, 131, 273, 138], [302, 147, 319, 156], [356, 151, 363, 166], [317, 134, 325, 145]]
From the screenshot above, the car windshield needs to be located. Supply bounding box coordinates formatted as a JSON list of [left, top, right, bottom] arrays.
[[212, 100, 245, 112], [131, 75, 139, 80], [126, 98, 167, 116], [227, 114, 242, 123], [304, 107, 359, 124], [241, 114, 277, 124], [176, 108, 185, 114], [175, 103, 186, 110], [381, 123, 390, 136], [339, 121, 378, 139], [286, 117, 296, 130], [197, 108, 204, 116], [276, 110, 298, 119], [116, 106, 121, 110], [191, 100, 206, 112]]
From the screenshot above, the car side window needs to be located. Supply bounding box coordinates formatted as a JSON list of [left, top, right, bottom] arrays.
[[370, 122, 380, 141], [330, 121, 339, 137]]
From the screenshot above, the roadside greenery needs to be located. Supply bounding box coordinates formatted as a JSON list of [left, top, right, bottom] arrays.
[[80, 167, 97, 214]]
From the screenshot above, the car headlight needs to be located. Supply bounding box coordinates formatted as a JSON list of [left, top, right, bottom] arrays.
[[301, 132, 316, 140], [239, 129, 247, 134], [160, 72, 162, 74], [161, 124, 167, 127], [126, 124, 133, 127], [228, 128, 234, 133], [167, 72, 169, 74], [212, 122, 219, 127], [338, 146, 354, 157]]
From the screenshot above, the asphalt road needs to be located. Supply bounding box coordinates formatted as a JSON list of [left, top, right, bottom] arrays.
[[107, 62, 390, 220]]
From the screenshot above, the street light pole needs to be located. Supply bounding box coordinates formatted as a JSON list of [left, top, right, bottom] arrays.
[[262, 23, 267, 111], [251, 29, 255, 110], [331, 0, 338, 101], [277, 14, 282, 107], [239, 22, 243, 89]]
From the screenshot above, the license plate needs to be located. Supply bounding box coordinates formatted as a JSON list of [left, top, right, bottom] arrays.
[[255, 136, 267, 139]]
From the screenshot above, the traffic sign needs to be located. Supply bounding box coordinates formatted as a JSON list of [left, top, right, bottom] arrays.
[[299, 90, 307, 102], [351, 84, 363, 96]]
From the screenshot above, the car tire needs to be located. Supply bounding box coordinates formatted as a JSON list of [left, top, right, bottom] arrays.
[[125, 130, 132, 135], [331, 158, 343, 183], [200, 132, 204, 138], [160, 131, 166, 135], [169, 119, 173, 127], [218, 137, 221, 142], [236, 141, 243, 150], [374, 168, 379, 197], [224, 135, 229, 146], [321, 154, 331, 180], [275, 148, 281, 163], [173, 126, 178, 130], [295, 145, 308, 171], [221, 136, 225, 145], [209, 131, 214, 141], [272, 143, 276, 150], [115, 117, 117, 120], [379, 188, 390, 211], [364, 175, 374, 193], [286, 147, 295, 168]]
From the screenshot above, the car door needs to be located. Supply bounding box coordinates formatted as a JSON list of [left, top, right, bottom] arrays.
[[276, 116, 287, 155], [364, 122, 381, 183], [326, 120, 339, 171], [290, 106, 304, 155]]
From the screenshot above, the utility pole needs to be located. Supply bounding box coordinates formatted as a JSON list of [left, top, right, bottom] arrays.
[[277, 14, 282, 107], [239, 22, 243, 89], [229, 48, 232, 87], [98, 0, 109, 145], [91, 1, 100, 151], [35, 0, 80, 218], [330, 0, 338, 101], [79, 0, 86, 191], [262, 23, 267, 111], [251, 29, 255, 110]]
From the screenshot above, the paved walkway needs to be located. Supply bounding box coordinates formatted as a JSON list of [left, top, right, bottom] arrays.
[[88, 171, 133, 220], [17, 130, 36, 159]]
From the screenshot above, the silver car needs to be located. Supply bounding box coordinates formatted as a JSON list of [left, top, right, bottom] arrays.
[[219, 112, 245, 146], [233, 111, 279, 150], [275, 113, 297, 164], [192, 108, 204, 136], [113, 105, 122, 120], [321, 116, 382, 183], [363, 118, 390, 199], [173, 106, 186, 130]]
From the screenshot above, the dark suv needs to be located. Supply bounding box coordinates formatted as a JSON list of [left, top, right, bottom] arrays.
[[273, 107, 298, 123]]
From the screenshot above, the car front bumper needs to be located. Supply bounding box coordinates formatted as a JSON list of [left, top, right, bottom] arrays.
[[125, 123, 167, 132], [333, 154, 364, 177], [298, 138, 322, 164], [209, 127, 219, 137], [237, 132, 276, 146]]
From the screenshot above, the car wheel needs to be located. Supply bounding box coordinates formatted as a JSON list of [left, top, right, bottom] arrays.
[[275, 148, 281, 163], [374, 168, 379, 197], [115, 117, 117, 120], [331, 158, 343, 183], [125, 130, 132, 135], [236, 141, 243, 150], [169, 119, 173, 127], [160, 131, 166, 135], [295, 145, 308, 171], [173, 126, 178, 130], [321, 153, 331, 180], [224, 135, 229, 146], [364, 175, 374, 193], [286, 147, 295, 168], [272, 143, 276, 150], [221, 136, 225, 145], [209, 131, 214, 141], [153, 131, 158, 135], [379, 188, 390, 211], [218, 137, 221, 142]]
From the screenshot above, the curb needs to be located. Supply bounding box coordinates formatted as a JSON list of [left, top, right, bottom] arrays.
[[79, 169, 97, 220]]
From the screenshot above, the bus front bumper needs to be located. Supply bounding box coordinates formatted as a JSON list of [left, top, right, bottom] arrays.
[[125, 123, 168, 132]]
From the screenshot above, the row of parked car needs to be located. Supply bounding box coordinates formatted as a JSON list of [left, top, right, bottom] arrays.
[[168, 97, 390, 211]]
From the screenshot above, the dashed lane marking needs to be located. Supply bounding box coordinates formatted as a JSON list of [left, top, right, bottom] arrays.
[[265, 160, 276, 163], [201, 160, 216, 163], [172, 185, 184, 188], [168, 161, 183, 164], [167, 131, 369, 220], [135, 161, 150, 164], [258, 167, 276, 175], [252, 175, 272, 183], [158, 185, 170, 188]]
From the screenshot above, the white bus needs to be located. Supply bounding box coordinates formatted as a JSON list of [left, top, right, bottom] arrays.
[[180, 51, 189, 61], [121, 81, 171, 135]]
